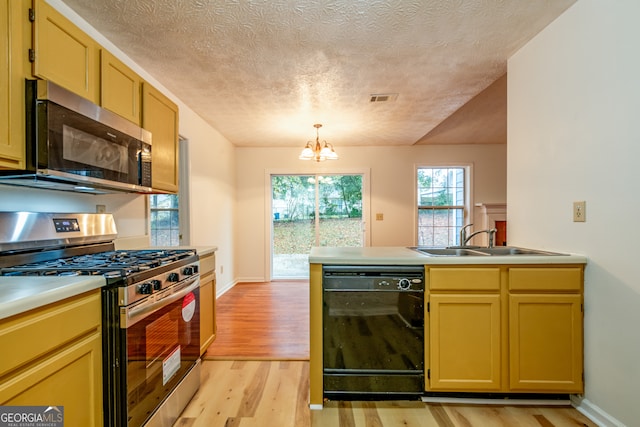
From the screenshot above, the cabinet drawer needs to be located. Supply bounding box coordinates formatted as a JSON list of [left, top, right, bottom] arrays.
[[509, 268, 582, 292], [200, 253, 216, 275], [429, 268, 500, 291], [0, 290, 101, 377]]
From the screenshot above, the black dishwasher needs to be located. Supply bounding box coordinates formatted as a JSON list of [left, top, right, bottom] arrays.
[[322, 265, 425, 399]]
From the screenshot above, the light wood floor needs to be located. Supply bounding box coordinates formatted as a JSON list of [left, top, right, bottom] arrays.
[[176, 281, 596, 426]]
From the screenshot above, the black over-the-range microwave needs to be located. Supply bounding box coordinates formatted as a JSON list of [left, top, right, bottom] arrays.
[[0, 79, 153, 194]]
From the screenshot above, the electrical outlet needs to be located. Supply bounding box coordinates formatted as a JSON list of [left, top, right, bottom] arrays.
[[96, 204, 106, 214], [376, 213, 384, 221], [573, 201, 586, 222]]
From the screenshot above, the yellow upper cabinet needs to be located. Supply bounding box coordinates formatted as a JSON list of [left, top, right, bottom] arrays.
[[32, 0, 100, 103], [0, 0, 29, 169], [0, 1, 14, 168], [142, 83, 179, 193], [100, 49, 141, 125]]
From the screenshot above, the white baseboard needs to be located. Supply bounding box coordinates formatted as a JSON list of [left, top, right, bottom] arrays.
[[421, 396, 570, 406], [571, 395, 625, 427], [216, 280, 238, 298], [234, 276, 269, 283]]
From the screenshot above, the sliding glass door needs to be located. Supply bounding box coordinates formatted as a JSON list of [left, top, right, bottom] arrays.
[[271, 174, 363, 278]]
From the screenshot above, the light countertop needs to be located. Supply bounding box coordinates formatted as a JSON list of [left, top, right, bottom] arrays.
[[148, 245, 218, 257], [309, 246, 587, 265], [0, 276, 105, 321], [193, 246, 217, 257]]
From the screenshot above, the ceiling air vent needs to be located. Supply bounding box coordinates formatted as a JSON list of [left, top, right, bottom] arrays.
[[369, 93, 398, 103]]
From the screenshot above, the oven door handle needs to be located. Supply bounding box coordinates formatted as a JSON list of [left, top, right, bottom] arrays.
[[122, 276, 200, 328]]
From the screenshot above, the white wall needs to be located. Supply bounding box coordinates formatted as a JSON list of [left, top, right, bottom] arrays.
[[0, 0, 237, 291], [180, 110, 236, 292], [235, 144, 506, 281], [508, 1, 640, 425]]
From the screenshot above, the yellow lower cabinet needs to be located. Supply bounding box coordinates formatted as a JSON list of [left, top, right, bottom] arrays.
[[429, 293, 501, 391], [200, 272, 216, 355], [509, 293, 583, 392], [0, 290, 103, 426], [0, 332, 103, 427]]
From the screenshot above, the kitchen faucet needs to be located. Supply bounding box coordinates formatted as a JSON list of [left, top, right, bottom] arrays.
[[463, 227, 498, 248], [459, 224, 474, 246]]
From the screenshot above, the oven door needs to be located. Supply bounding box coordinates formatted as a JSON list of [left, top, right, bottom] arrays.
[[122, 277, 200, 426]]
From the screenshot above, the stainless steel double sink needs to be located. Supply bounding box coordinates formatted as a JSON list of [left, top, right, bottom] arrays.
[[410, 246, 567, 257]]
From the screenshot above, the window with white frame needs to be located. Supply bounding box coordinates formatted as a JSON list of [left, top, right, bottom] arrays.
[[417, 167, 467, 247], [150, 194, 180, 246]]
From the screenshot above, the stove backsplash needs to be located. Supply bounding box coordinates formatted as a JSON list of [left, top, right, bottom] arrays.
[[0, 212, 118, 254]]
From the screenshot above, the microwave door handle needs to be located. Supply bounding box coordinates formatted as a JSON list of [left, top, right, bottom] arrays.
[[122, 277, 200, 328]]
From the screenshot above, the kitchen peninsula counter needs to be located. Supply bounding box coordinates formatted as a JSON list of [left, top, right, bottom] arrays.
[[308, 246, 587, 408], [309, 246, 587, 265]]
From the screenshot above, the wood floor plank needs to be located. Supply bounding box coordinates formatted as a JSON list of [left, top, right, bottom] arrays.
[[374, 401, 441, 427], [338, 401, 356, 427], [429, 403, 456, 427], [294, 362, 312, 427], [236, 361, 270, 417]]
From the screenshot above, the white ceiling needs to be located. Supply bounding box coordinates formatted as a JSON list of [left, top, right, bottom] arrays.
[[59, 0, 575, 148]]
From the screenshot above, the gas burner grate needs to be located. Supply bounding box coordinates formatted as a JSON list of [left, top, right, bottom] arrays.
[[0, 249, 196, 280]]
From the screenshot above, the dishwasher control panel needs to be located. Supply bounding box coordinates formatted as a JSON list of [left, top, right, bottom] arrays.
[[323, 265, 424, 291]]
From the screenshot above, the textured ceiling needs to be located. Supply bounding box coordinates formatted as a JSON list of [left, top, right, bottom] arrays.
[[59, 0, 575, 147]]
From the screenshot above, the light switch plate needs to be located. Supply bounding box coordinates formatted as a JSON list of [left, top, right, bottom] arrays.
[[376, 213, 384, 221], [573, 201, 586, 222]]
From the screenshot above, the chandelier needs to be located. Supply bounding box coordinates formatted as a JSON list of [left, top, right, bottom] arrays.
[[298, 123, 339, 162]]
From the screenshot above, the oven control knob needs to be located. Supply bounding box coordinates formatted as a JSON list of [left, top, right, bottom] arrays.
[[151, 279, 162, 291], [137, 283, 152, 295], [167, 272, 180, 282], [398, 278, 412, 290], [183, 266, 196, 276]]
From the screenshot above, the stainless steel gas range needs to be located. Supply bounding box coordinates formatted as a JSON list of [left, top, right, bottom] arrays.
[[0, 212, 201, 427]]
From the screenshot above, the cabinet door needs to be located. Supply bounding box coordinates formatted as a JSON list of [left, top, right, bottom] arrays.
[[101, 50, 141, 125], [142, 83, 179, 192], [199, 273, 216, 355], [0, 0, 27, 169], [0, 332, 103, 427], [0, 2, 11, 167], [509, 294, 583, 392], [32, 0, 99, 103], [429, 293, 501, 391]]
